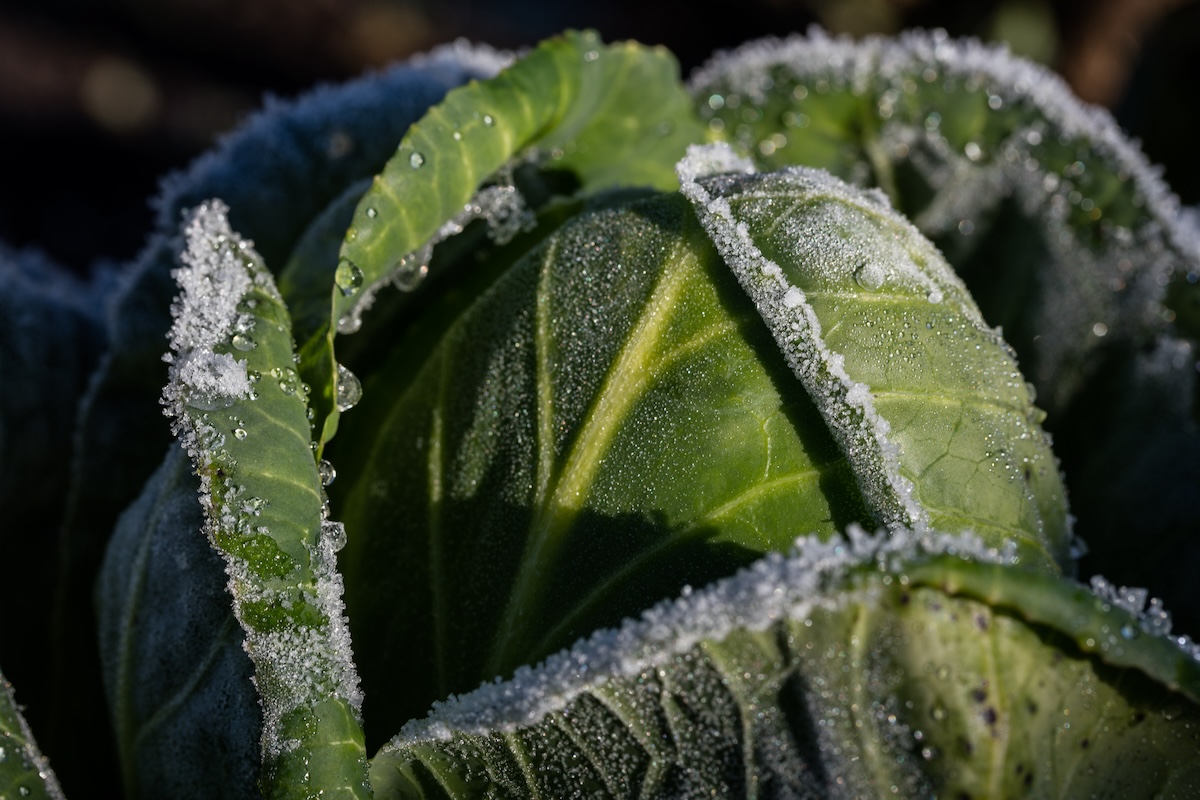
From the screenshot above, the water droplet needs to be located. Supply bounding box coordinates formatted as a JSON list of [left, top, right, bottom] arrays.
[[409, 151, 425, 169], [317, 459, 336, 486], [1120, 624, 1138, 640], [853, 263, 886, 290], [335, 258, 364, 297], [231, 333, 256, 351], [1092, 322, 1109, 337], [276, 367, 299, 396], [926, 289, 944, 304], [482, 114, 495, 127], [583, 49, 600, 62], [335, 363, 362, 412], [365, 207, 377, 219], [452, 130, 463, 141], [957, 219, 975, 235], [19, 785, 31, 797], [931, 705, 947, 721], [234, 427, 248, 441]]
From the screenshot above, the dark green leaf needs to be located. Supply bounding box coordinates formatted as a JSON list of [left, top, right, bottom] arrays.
[[96, 446, 259, 799]]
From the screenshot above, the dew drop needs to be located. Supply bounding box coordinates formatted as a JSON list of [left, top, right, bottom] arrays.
[[317, 459, 336, 487], [336, 363, 362, 412], [335, 258, 364, 297], [276, 367, 299, 396], [926, 289, 944, 304], [482, 114, 495, 127], [583, 49, 600, 62], [1092, 322, 1109, 337], [19, 786, 31, 797], [234, 427, 248, 441], [853, 263, 886, 291], [365, 207, 378, 219], [409, 151, 426, 169], [1120, 624, 1138, 640], [452, 130, 463, 141], [231, 333, 256, 351]]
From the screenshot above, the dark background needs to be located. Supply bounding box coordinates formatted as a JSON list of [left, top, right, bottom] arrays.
[[1, 0, 1198, 275]]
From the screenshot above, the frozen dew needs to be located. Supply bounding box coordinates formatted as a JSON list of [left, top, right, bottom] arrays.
[[853, 262, 886, 291], [335, 363, 362, 412], [230, 332, 256, 351], [409, 151, 426, 169]]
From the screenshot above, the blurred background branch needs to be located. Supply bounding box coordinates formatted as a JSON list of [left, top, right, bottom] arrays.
[[1, 0, 1196, 272]]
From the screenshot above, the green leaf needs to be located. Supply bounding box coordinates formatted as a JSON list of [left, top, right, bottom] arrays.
[[679, 147, 1069, 564], [161, 201, 368, 800], [688, 30, 1200, 416], [0, 670, 65, 800], [368, 530, 1200, 799], [326, 162, 1066, 746], [297, 29, 706, 450]]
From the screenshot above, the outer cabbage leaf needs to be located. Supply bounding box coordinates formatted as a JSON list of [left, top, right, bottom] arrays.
[[96, 446, 259, 800], [0, 246, 113, 780], [327, 160, 1067, 748], [371, 530, 1200, 799]]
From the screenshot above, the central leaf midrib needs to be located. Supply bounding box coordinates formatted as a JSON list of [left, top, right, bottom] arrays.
[[485, 235, 697, 675]]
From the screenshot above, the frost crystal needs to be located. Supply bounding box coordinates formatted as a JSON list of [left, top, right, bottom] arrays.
[[162, 201, 256, 431]]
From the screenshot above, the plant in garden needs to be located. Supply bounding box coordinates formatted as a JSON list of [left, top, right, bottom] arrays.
[[2, 26, 1199, 799]]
